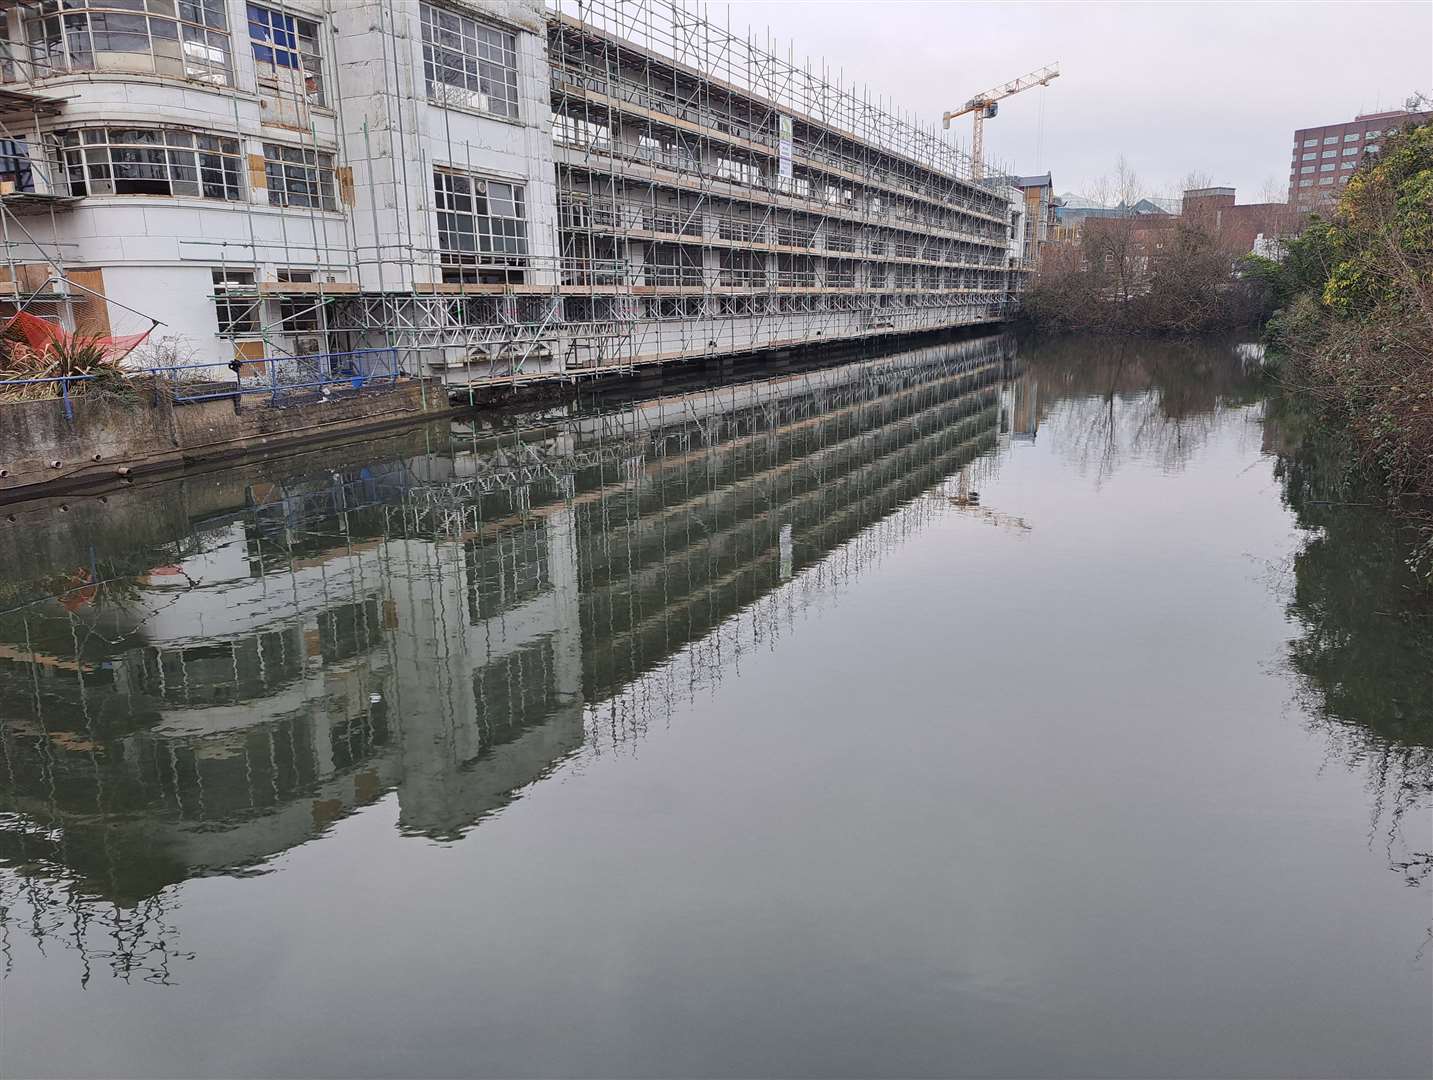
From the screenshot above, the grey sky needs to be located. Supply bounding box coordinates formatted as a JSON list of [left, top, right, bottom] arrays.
[[717, 0, 1433, 203]]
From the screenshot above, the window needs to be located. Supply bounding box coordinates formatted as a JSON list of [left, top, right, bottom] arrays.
[[420, 3, 518, 119], [1342, 146, 1358, 156], [1343, 133, 1359, 141], [1321, 149, 1336, 158], [1319, 162, 1335, 172], [247, 4, 324, 105], [552, 114, 609, 149], [433, 170, 527, 279], [1364, 130, 1380, 139], [1323, 136, 1338, 145], [22, 0, 232, 85], [61, 127, 242, 198], [273, 269, 321, 331], [1339, 160, 1355, 170], [1301, 152, 1315, 161], [263, 142, 336, 209], [1318, 176, 1333, 185], [0, 138, 34, 192], [212, 269, 257, 334], [1302, 138, 1317, 148], [1299, 165, 1314, 174], [1298, 179, 1312, 188], [1366, 143, 1380, 154]]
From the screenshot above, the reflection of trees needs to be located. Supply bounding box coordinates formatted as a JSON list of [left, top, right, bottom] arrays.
[[1019, 335, 1264, 483], [0, 852, 194, 987], [1273, 401, 1433, 888]]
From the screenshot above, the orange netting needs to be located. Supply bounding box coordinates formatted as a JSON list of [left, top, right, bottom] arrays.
[[1, 310, 150, 364]]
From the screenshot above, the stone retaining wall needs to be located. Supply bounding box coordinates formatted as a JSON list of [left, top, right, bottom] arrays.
[[0, 380, 443, 502]]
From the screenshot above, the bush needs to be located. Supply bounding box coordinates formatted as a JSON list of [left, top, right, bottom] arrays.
[[1273, 119, 1433, 505]]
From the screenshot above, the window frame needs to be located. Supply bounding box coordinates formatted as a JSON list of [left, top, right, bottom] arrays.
[[262, 141, 337, 211], [419, 3, 519, 120], [212, 268, 258, 335], [433, 168, 529, 274], [247, 3, 325, 107], [21, 0, 233, 87], [60, 126, 243, 200]]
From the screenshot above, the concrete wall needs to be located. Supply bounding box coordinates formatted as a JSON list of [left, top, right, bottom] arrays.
[[331, 0, 558, 292], [0, 380, 438, 499]]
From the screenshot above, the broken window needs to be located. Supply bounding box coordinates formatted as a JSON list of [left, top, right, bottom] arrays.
[[247, 3, 324, 106], [61, 127, 242, 199]]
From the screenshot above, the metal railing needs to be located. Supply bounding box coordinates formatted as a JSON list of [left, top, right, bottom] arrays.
[[0, 347, 407, 419], [146, 347, 404, 406], [0, 372, 95, 419]]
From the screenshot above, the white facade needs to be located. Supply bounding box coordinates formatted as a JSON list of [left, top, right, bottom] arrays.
[[0, 0, 1024, 386]]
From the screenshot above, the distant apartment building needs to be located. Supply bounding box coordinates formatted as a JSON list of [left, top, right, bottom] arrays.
[[0, 0, 1029, 390], [1013, 174, 1057, 269], [1288, 108, 1431, 210]]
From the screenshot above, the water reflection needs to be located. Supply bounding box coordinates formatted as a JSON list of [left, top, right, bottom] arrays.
[[1266, 401, 1433, 890], [1020, 335, 1266, 480], [0, 334, 1021, 979], [1, 332, 1429, 996]]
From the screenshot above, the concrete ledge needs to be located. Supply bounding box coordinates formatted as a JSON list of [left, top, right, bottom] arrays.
[[0, 378, 454, 503]]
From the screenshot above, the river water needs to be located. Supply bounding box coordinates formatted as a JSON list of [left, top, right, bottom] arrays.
[[1, 334, 1429, 1078]]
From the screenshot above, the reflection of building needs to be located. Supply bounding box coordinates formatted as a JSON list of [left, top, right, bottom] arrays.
[[1000, 375, 1039, 444], [0, 333, 1018, 922], [1288, 108, 1431, 209]]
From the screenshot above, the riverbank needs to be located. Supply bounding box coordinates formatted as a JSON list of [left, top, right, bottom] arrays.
[[0, 375, 459, 503], [0, 325, 1008, 504], [1259, 120, 1433, 573]]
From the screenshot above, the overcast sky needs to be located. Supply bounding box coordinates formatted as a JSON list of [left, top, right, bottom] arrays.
[[715, 0, 1433, 203]]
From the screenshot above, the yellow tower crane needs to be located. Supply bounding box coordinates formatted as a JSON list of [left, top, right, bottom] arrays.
[[943, 63, 1060, 180]]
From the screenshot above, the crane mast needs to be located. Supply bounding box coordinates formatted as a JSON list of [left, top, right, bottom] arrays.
[[943, 63, 1060, 180]]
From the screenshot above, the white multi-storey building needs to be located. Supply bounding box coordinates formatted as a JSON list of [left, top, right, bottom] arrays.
[[0, 0, 1026, 389]]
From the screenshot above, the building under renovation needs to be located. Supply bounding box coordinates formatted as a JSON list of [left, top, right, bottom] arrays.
[[0, 0, 1029, 390]]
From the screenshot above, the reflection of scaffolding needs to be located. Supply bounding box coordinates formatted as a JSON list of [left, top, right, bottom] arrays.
[[0, 334, 1020, 984]]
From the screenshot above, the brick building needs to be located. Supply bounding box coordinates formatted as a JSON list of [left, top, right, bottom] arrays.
[[1181, 188, 1303, 255], [1288, 108, 1431, 210]]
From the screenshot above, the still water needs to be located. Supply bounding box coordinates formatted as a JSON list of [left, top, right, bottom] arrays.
[[1, 335, 1429, 1078]]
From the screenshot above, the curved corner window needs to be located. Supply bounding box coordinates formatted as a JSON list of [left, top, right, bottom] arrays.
[[60, 127, 243, 198], [22, 0, 232, 86]]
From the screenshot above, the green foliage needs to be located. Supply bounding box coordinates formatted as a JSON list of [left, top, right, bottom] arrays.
[[1319, 121, 1433, 318], [0, 334, 134, 404], [1271, 119, 1433, 517]]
